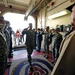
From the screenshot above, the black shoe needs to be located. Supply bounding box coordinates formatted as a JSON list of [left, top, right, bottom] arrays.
[[46, 56, 49, 58], [6, 62, 12, 68], [45, 55, 48, 58], [38, 50, 40, 53], [30, 66, 34, 71], [36, 50, 39, 51], [36, 50, 40, 52], [51, 60, 56, 64], [44, 54, 49, 58], [8, 55, 13, 58]]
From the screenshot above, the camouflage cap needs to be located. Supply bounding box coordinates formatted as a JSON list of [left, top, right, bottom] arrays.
[[29, 23, 32, 24], [5, 20, 10, 25]]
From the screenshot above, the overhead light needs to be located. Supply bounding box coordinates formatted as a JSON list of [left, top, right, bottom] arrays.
[[48, 10, 70, 19]]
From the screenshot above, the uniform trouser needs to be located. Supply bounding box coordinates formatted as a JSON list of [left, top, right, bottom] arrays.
[[38, 41, 42, 51], [55, 47, 59, 60], [9, 37, 12, 56], [52, 47, 59, 61], [27, 45, 33, 66], [52, 47, 55, 59], [44, 43, 49, 55]]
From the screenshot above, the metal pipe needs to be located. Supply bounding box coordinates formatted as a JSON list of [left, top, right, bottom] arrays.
[[26, 0, 44, 18]]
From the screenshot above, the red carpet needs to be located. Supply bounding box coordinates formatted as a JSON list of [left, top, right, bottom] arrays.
[[4, 49, 54, 75], [9, 55, 53, 75]]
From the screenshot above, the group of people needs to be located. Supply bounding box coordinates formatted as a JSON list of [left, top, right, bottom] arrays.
[[13, 30, 24, 45], [0, 16, 13, 74], [36, 26, 63, 61]]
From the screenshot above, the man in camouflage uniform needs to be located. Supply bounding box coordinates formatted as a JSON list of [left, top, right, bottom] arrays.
[[22, 23, 35, 71], [44, 26, 51, 58]]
